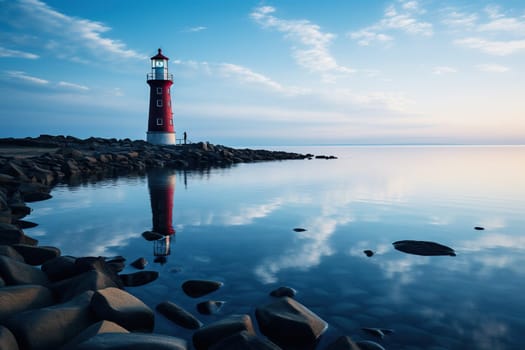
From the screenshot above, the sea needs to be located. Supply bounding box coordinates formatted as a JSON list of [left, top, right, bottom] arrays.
[[26, 145, 525, 350]]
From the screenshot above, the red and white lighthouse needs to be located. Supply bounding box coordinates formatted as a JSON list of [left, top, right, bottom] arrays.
[[146, 48, 175, 145]]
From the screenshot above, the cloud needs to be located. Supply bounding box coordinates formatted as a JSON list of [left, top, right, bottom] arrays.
[[454, 37, 525, 55], [57, 81, 89, 90], [432, 66, 458, 75], [5, 70, 48, 84], [5, 0, 145, 62], [475, 64, 510, 73], [0, 46, 39, 59], [441, 11, 478, 29], [250, 6, 354, 78], [348, 0, 432, 46], [184, 26, 207, 33]]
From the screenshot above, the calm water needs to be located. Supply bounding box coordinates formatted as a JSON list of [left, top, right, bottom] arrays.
[[27, 146, 525, 350]]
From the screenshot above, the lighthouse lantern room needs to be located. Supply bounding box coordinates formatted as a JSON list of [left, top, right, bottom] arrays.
[[146, 48, 175, 145]]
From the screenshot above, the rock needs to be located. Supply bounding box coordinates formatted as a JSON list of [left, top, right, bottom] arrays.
[[11, 244, 60, 265], [142, 230, 165, 241], [22, 191, 52, 203], [363, 250, 374, 257], [130, 257, 148, 270], [392, 240, 456, 256], [61, 320, 129, 350], [361, 327, 394, 339], [354, 340, 386, 350], [0, 325, 19, 350], [474, 226, 485, 230], [196, 300, 225, 315], [209, 330, 281, 350], [120, 270, 159, 286], [182, 279, 223, 298], [156, 301, 203, 329], [270, 286, 297, 298], [50, 269, 121, 302], [255, 297, 327, 348], [12, 219, 38, 229], [90, 287, 155, 332], [75, 256, 124, 288], [0, 245, 25, 262], [192, 314, 255, 350], [5, 290, 96, 350], [69, 333, 187, 350], [41, 255, 77, 281], [324, 336, 361, 350], [293, 228, 306, 232], [0, 223, 37, 245], [0, 255, 49, 286], [0, 284, 55, 322], [105, 256, 126, 273]]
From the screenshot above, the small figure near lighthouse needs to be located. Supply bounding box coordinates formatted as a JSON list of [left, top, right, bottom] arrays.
[[146, 48, 175, 145]]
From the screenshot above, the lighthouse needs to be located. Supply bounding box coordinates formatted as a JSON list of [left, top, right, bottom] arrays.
[[146, 48, 175, 145]]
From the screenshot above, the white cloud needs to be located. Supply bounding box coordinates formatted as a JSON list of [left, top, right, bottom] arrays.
[[432, 66, 458, 75], [442, 11, 478, 29], [0, 46, 39, 59], [5, 70, 48, 84], [478, 16, 525, 33], [57, 81, 89, 90], [184, 26, 207, 33], [454, 37, 525, 55], [476, 63, 510, 73], [350, 30, 394, 46], [250, 6, 354, 78], [219, 63, 285, 92]]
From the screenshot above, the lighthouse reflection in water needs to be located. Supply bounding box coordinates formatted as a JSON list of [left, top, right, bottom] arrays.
[[147, 169, 176, 264]]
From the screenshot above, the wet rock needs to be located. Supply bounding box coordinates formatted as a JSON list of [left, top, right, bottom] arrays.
[[361, 327, 394, 339], [0, 255, 49, 286], [209, 330, 281, 350], [12, 219, 38, 229], [0, 245, 25, 262], [197, 300, 225, 315], [11, 244, 60, 265], [182, 279, 223, 298], [75, 257, 124, 288], [0, 285, 55, 322], [22, 191, 52, 203], [193, 314, 255, 350], [90, 287, 155, 332], [41, 255, 77, 282], [50, 269, 121, 302], [324, 335, 361, 350], [474, 226, 485, 230], [0, 223, 37, 245], [363, 250, 374, 257], [105, 256, 126, 273], [270, 286, 297, 298], [293, 228, 306, 232], [255, 297, 328, 348], [71, 332, 187, 350], [0, 325, 18, 350], [355, 340, 386, 350], [142, 230, 165, 241], [5, 290, 95, 350], [392, 240, 456, 256], [61, 320, 129, 350], [156, 301, 203, 329], [130, 257, 148, 270], [120, 270, 159, 286]]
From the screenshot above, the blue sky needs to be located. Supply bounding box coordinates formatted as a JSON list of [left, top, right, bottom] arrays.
[[1, 0, 524, 145]]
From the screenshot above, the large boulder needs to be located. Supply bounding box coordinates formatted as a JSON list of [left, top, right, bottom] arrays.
[[11, 244, 60, 265], [90, 287, 154, 332], [209, 331, 281, 350], [0, 255, 49, 286], [50, 269, 121, 302], [255, 297, 328, 348], [0, 284, 55, 322], [182, 279, 223, 298], [41, 255, 77, 282], [5, 290, 96, 350], [0, 325, 18, 350], [61, 320, 129, 350], [0, 223, 37, 245], [192, 314, 255, 350], [156, 301, 202, 329], [75, 256, 124, 288], [69, 332, 187, 350], [0, 245, 25, 262]]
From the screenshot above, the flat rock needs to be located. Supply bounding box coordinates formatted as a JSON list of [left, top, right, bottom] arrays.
[[70, 332, 187, 350], [193, 314, 255, 350], [270, 286, 297, 298], [324, 336, 361, 350], [255, 297, 328, 348], [0, 325, 18, 350], [182, 279, 223, 298], [0, 255, 49, 286], [156, 301, 203, 329], [0, 284, 55, 322], [61, 320, 129, 350], [120, 270, 159, 286], [196, 300, 225, 315], [11, 244, 60, 265], [12, 219, 38, 229], [209, 330, 281, 350], [90, 287, 155, 332], [130, 257, 148, 269], [392, 240, 456, 256]]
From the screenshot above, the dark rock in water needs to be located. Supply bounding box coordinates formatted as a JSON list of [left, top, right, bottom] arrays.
[[193, 314, 255, 350], [355, 340, 386, 350], [0, 285, 55, 322], [392, 240, 456, 256], [130, 257, 147, 270], [270, 286, 297, 298], [22, 191, 52, 203], [0, 326, 18, 350], [361, 327, 394, 339], [255, 297, 327, 348], [474, 226, 485, 230], [325, 335, 361, 350], [41, 255, 77, 282], [0, 255, 49, 286], [197, 300, 225, 315], [209, 330, 281, 350], [12, 219, 38, 229], [363, 250, 374, 257], [90, 287, 154, 332], [120, 270, 159, 287], [74, 257, 124, 289], [11, 244, 60, 265], [182, 279, 223, 298], [0, 223, 37, 245], [61, 320, 129, 350], [105, 256, 126, 273], [293, 228, 306, 232], [0, 245, 25, 262], [142, 230, 166, 241], [50, 269, 121, 302], [70, 332, 187, 350], [156, 301, 203, 329]]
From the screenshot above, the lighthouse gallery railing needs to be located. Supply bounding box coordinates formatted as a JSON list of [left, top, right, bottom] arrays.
[[147, 73, 173, 81]]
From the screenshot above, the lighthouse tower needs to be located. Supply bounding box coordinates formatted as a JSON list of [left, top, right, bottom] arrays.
[[146, 48, 175, 145]]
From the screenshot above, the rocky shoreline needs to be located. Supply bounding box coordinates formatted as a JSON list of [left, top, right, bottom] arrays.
[[0, 136, 385, 350]]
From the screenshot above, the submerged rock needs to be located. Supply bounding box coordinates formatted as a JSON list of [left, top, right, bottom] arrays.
[[392, 240, 456, 256], [156, 301, 202, 329], [363, 250, 374, 257], [293, 228, 306, 232], [269, 286, 297, 298], [130, 257, 148, 270], [361, 327, 394, 339], [196, 300, 225, 315], [120, 270, 159, 287], [474, 226, 485, 231], [182, 279, 223, 298], [193, 314, 255, 350]]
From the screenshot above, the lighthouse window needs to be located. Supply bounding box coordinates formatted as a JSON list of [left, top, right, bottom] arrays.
[[169, 119, 173, 125], [156, 87, 162, 94], [156, 118, 163, 126], [156, 99, 163, 107]]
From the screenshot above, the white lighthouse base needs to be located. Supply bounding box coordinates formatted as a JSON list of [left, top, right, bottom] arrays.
[[147, 132, 176, 145]]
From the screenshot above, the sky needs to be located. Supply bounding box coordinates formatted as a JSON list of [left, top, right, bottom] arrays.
[[0, 0, 524, 146]]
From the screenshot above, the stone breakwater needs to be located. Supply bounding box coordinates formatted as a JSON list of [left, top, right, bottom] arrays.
[[1, 136, 382, 350]]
